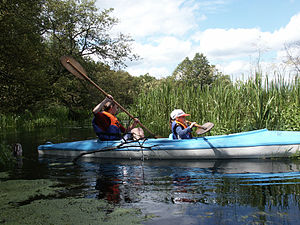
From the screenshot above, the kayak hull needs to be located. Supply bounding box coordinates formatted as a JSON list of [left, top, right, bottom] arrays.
[[38, 129, 300, 159]]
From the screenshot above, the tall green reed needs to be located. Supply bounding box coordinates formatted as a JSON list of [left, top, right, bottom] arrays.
[[131, 74, 299, 137]]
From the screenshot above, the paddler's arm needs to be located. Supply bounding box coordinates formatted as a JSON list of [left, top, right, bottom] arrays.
[[126, 118, 139, 132], [176, 122, 196, 137], [176, 126, 191, 137], [92, 95, 113, 114]]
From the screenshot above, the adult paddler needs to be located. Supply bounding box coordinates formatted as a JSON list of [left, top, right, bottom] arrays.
[[92, 95, 142, 141]]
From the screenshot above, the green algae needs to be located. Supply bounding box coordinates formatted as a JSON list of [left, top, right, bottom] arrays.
[[0, 178, 144, 225], [1, 198, 143, 225], [0, 179, 61, 209]]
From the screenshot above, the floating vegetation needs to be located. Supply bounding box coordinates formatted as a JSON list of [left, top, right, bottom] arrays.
[[0, 178, 144, 225], [0, 179, 62, 208]]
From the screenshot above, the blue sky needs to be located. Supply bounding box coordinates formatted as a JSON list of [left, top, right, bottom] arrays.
[[202, 0, 299, 29], [96, 0, 300, 80]]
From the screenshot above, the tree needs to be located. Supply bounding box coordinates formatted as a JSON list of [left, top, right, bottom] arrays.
[[172, 53, 217, 88], [93, 68, 141, 107], [41, 0, 138, 68], [135, 73, 158, 89], [0, 0, 141, 117], [284, 41, 300, 74], [39, 0, 140, 116], [0, 0, 50, 113]]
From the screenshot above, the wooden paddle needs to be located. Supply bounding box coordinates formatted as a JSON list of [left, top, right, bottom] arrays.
[[60, 55, 158, 138], [186, 120, 214, 135]]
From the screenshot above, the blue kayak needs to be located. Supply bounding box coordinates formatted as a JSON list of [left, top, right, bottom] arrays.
[[38, 129, 300, 159]]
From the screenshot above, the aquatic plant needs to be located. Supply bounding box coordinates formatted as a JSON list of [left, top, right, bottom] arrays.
[[131, 74, 299, 137], [0, 178, 144, 224]]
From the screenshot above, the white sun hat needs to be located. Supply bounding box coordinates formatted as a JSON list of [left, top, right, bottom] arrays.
[[170, 109, 190, 120]]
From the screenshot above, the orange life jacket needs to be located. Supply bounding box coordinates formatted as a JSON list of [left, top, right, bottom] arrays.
[[92, 111, 123, 140], [102, 111, 122, 129], [175, 121, 187, 129], [171, 120, 192, 139]]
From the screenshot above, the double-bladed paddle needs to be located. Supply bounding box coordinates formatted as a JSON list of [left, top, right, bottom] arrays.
[[60, 56, 158, 138]]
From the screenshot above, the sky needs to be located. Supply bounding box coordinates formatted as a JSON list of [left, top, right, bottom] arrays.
[[95, 0, 300, 80]]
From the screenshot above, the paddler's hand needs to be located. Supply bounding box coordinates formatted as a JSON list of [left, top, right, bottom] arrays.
[[189, 122, 196, 129], [127, 118, 140, 132], [106, 94, 114, 101], [133, 118, 139, 125]]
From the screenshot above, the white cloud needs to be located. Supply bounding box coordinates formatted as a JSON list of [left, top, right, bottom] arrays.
[[132, 36, 192, 64], [192, 13, 300, 79], [97, 0, 201, 38], [126, 36, 192, 77], [271, 13, 300, 47], [217, 60, 250, 76], [127, 66, 170, 78], [193, 28, 267, 59], [95, 1, 300, 79]]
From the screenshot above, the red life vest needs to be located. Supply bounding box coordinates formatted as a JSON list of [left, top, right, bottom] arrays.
[[92, 111, 123, 140], [102, 111, 122, 129]]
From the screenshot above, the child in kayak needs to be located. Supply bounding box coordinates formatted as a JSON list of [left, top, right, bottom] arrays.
[[170, 109, 196, 139]]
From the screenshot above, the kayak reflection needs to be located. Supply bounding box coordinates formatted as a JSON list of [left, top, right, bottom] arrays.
[[89, 159, 300, 205]]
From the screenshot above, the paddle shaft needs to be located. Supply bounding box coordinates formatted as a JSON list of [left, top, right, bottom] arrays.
[[186, 120, 205, 129], [66, 59, 157, 137]]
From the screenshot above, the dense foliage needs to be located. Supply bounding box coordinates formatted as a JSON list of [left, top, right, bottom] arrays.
[[0, 0, 47, 113], [0, 0, 139, 117], [172, 53, 228, 88], [131, 74, 299, 137]]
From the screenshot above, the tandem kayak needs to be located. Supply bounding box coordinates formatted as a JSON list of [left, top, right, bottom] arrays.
[[38, 129, 300, 160]]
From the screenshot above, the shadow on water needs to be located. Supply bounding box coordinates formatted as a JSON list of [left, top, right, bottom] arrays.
[[2, 127, 300, 224]]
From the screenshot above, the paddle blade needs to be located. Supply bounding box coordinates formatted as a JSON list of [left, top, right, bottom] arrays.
[[196, 122, 214, 135], [60, 56, 87, 80]]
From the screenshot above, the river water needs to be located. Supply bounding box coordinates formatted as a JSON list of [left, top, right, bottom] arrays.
[[2, 127, 300, 224]]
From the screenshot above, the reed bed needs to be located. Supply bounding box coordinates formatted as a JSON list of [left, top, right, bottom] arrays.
[[131, 74, 299, 137]]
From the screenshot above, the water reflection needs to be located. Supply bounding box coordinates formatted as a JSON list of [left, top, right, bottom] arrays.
[[3, 126, 300, 224], [73, 158, 300, 224], [80, 159, 300, 202]]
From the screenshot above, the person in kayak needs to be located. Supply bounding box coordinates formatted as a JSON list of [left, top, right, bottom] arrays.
[[170, 109, 196, 139], [92, 95, 142, 141]]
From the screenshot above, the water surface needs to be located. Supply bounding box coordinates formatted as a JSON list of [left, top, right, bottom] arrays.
[[2, 127, 300, 224]]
